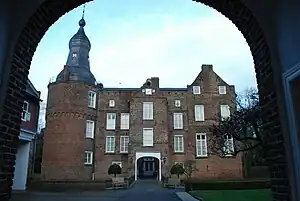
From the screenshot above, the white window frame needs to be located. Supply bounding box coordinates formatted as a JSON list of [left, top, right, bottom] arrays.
[[85, 120, 95, 139], [173, 113, 183, 129], [106, 113, 116, 130], [196, 133, 208, 157], [219, 86, 227, 95], [224, 135, 234, 156], [220, 105, 231, 120], [120, 136, 129, 153], [175, 100, 181, 107], [143, 102, 153, 120], [21, 101, 31, 122], [192, 86, 201, 94], [88, 91, 97, 108], [173, 135, 184, 153], [120, 113, 130, 130], [84, 151, 93, 165], [143, 128, 154, 147], [105, 136, 115, 153], [112, 161, 122, 168], [195, 105, 205, 121], [109, 100, 115, 107]]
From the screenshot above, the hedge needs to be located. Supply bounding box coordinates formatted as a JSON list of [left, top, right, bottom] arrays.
[[184, 179, 271, 191]]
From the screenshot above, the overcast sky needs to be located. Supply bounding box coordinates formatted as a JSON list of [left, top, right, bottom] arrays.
[[29, 0, 256, 102]]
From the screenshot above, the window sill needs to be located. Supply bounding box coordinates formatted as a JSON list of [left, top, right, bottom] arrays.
[[224, 155, 236, 158], [195, 156, 209, 159], [173, 152, 185, 155], [85, 137, 94, 139], [88, 106, 96, 109], [84, 163, 93, 166], [105, 152, 115, 155], [120, 152, 128, 154]]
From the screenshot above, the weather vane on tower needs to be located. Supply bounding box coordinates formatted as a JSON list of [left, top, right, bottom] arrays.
[[82, 3, 86, 19]]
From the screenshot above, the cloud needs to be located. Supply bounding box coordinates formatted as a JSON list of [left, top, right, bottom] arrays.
[[29, 6, 256, 101]]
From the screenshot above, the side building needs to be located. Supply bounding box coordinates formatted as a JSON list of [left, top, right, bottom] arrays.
[[41, 17, 243, 182]]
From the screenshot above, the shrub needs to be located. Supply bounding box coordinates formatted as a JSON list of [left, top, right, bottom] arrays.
[[108, 164, 122, 177], [184, 179, 271, 191], [170, 164, 185, 178]]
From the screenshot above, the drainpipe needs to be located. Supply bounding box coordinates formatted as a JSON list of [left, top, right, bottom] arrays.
[[91, 116, 96, 182]]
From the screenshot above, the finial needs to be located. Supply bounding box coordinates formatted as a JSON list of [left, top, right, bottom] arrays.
[[79, 3, 86, 27]]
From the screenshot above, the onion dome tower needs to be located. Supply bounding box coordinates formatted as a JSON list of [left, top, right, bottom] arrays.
[[42, 5, 98, 181]]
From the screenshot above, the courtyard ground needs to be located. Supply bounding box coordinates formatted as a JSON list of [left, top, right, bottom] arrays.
[[11, 180, 184, 201]]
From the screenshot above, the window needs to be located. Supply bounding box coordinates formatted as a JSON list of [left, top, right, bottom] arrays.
[[173, 113, 183, 129], [143, 102, 153, 120], [72, 53, 77, 58], [219, 86, 227, 94], [195, 105, 205, 121], [109, 100, 115, 107], [106, 136, 115, 153], [174, 135, 184, 153], [88, 91, 96, 108], [143, 128, 153, 146], [120, 113, 130, 130], [106, 113, 116, 130], [84, 151, 93, 165], [192, 86, 201, 94], [112, 161, 122, 168], [85, 120, 95, 138], [175, 100, 181, 107], [120, 136, 129, 153], [196, 133, 208, 157], [21, 101, 31, 122], [145, 89, 152, 95], [220, 105, 231, 120], [224, 135, 234, 155]]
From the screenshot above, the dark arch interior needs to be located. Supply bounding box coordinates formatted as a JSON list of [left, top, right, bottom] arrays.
[[137, 157, 159, 180], [0, 0, 289, 200]]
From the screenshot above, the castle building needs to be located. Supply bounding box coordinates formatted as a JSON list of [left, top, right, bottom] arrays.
[[41, 17, 243, 182]]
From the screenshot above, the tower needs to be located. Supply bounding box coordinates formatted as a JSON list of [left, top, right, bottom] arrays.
[[41, 7, 98, 181]]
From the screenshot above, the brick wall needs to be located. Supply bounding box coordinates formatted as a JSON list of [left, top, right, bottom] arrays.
[[0, 0, 289, 201]]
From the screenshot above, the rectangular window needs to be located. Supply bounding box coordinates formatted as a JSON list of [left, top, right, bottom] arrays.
[[21, 101, 31, 122], [195, 105, 205, 121], [109, 100, 115, 107], [106, 113, 116, 130], [173, 113, 183, 129], [143, 102, 153, 120], [112, 161, 122, 168], [85, 120, 95, 138], [175, 100, 181, 107], [88, 91, 97, 108], [193, 86, 201, 94], [220, 105, 231, 120], [106, 136, 115, 153], [219, 86, 227, 94], [120, 113, 130, 130], [196, 133, 208, 157], [143, 128, 153, 146], [84, 151, 93, 165], [120, 136, 129, 153], [224, 135, 234, 155], [174, 135, 184, 153]]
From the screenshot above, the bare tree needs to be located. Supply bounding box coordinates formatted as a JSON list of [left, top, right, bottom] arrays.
[[208, 87, 266, 159], [184, 160, 198, 179]]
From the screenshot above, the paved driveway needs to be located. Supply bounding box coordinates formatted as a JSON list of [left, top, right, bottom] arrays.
[[11, 180, 184, 201]]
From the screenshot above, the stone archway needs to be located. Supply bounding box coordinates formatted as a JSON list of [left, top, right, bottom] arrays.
[[0, 0, 291, 200], [135, 152, 161, 181]]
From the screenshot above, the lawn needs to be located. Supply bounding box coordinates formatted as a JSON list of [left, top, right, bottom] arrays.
[[189, 189, 272, 201]]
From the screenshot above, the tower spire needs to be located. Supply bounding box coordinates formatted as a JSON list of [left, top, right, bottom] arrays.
[[82, 3, 86, 20]]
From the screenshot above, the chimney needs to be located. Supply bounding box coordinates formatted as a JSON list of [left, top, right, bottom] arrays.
[[150, 77, 160, 88], [201, 64, 213, 71]]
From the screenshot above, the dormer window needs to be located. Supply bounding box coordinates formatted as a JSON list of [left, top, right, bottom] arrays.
[[109, 100, 115, 107], [219, 86, 227, 95], [145, 89, 152, 95], [72, 53, 77, 58], [193, 86, 201, 94]]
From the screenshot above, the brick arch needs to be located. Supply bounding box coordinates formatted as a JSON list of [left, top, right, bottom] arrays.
[[1, 0, 288, 200]]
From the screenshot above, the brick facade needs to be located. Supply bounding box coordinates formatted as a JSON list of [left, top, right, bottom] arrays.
[[0, 0, 290, 200], [41, 65, 242, 181]]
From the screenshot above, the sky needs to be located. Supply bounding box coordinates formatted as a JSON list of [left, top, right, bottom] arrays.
[[29, 0, 256, 102]]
